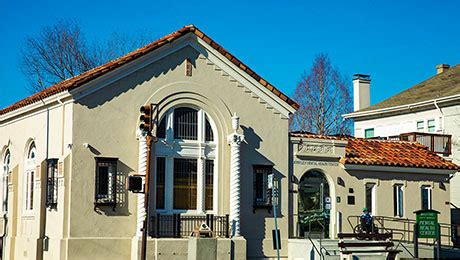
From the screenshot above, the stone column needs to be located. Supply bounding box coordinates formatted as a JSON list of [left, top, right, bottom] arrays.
[[136, 130, 148, 237], [227, 114, 244, 237]]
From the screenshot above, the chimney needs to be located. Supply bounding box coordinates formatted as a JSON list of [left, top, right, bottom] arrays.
[[353, 74, 371, 111], [436, 64, 450, 74]]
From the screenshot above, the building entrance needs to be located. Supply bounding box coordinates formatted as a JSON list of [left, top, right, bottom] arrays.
[[298, 170, 330, 238]]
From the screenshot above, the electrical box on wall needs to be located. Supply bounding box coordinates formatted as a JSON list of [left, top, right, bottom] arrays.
[[128, 175, 144, 193]]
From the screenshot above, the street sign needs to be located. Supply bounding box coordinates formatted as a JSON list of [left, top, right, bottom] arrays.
[[416, 210, 439, 239]]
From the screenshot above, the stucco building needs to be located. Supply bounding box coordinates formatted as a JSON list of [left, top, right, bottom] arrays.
[[1, 25, 458, 259], [344, 65, 460, 228]]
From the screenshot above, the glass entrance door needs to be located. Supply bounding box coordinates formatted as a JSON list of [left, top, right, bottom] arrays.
[[298, 170, 330, 238]]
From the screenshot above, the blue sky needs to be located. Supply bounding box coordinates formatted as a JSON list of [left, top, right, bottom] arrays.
[[1, 0, 459, 109]]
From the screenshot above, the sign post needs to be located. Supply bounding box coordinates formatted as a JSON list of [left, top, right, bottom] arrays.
[[269, 173, 281, 260], [414, 209, 440, 259]]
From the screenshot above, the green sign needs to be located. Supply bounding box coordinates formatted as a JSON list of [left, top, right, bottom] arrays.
[[416, 211, 438, 239]]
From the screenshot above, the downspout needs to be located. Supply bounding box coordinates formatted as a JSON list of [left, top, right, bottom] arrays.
[[38, 98, 50, 260], [433, 99, 444, 133]]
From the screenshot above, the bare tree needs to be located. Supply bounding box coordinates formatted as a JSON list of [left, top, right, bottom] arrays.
[[20, 20, 151, 93], [290, 53, 352, 135]]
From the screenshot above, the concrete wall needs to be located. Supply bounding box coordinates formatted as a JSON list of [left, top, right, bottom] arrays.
[[290, 137, 451, 239], [0, 98, 73, 259], [69, 41, 291, 259]]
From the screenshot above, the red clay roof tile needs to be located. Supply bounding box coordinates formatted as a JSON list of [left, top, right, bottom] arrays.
[[1, 25, 299, 116], [290, 133, 459, 171]]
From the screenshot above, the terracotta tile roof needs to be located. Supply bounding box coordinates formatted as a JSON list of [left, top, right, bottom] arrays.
[[1, 25, 298, 116], [290, 133, 459, 171]]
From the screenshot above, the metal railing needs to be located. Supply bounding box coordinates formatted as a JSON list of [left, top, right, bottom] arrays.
[[387, 132, 452, 155], [347, 215, 460, 248], [149, 213, 229, 238]]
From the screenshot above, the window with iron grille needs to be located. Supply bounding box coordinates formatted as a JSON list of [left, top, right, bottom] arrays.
[[205, 160, 214, 210], [156, 157, 165, 209], [46, 158, 58, 208], [173, 158, 197, 210], [95, 157, 117, 207], [174, 108, 198, 140], [253, 165, 272, 207], [155, 107, 216, 212]]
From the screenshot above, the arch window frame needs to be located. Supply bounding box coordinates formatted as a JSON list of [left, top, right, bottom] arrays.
[[2, 150, 11, 213], [24, 143, 36, 214], [154, 106, 218, 214]]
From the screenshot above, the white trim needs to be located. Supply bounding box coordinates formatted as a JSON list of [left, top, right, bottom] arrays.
[[1, 32, 295, 123], [0, 92, 72, 124], [393, 184, 404, 217], [343, 94, 460, 119], [421, 185, 433, 210], [342, 164, 456, 175], [154, 107, 218, 214], [191, 38, 295, 116]]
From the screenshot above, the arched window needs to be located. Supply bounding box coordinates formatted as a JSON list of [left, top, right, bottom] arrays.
[[24, 143, 36, 212], [2, 150, 10, 213], [155, 107, 216, 212]]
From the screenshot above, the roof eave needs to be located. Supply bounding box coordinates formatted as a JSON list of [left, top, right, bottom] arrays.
[[343, 93, 460, 119], [341, 163, 457, 175]]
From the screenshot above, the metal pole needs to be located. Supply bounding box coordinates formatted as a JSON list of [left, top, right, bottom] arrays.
[[414, 223, 418, 258], [437, 223, 441, 260], [140, 136, 152, 260], [272, 176, 280, 260]]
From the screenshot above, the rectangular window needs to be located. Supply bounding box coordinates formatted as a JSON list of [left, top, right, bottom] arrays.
[[205, 160, 214, 210], [174, 108, 198, 140], [156, 157, 165, 209], [205, 118, 214, 142], [416, 121, 424, 132], [393, 185, 404, 217], [427, 119, 435, 133], [95, 158, 117, 206], [365, 183, 375, 213], [421, 186, 432, 210], [46, 159, 59, 208], [364, 128, 375, 138], [25, 170, 34, 210], [173, 158, 197, 210], [253, 165, 272, 207]]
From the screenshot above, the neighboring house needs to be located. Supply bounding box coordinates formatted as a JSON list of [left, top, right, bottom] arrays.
[[344, 65, 460, 225], [0, 26, 458, 260]]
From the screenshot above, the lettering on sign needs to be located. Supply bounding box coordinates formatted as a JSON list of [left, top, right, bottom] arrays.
[[298, 144, 333, 155], [293, 160, 339, 167], [416, 211, 439, 239]]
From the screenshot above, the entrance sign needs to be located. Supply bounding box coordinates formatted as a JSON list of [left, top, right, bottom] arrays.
[[416, 211, 438, 239], [413, 209, 441, 259]]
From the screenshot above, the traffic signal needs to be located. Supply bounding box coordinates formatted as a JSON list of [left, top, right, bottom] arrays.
[[139, 104, 153, 134]]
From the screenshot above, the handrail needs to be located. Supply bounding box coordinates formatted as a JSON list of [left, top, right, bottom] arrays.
[[347, 215, 459, 248], [306, 233, 323, 260]]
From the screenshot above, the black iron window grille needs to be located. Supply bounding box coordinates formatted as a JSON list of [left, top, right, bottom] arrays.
[[156, 157, 166, 209], [253, 165, 273, 210], [46, 158, 59, 208], [95, 157, 117, 210], [173, 107, 198, 140]]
